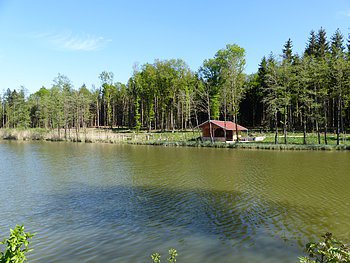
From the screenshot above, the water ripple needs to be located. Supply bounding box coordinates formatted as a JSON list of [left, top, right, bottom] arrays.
[[1, 143, 350, 263]]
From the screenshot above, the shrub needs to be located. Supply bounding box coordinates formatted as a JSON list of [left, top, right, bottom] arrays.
[[0, 225, 34, 263], [299, 232, 350, 263], [151, 248, 178, 263]]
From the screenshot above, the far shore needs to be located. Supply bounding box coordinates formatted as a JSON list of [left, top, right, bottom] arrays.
[[1, 128, 349, 151]]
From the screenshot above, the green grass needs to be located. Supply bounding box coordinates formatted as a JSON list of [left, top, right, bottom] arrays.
[[128, 131, 350, 151], [260, 132, 350, 146], [132, 130, 202, 142]]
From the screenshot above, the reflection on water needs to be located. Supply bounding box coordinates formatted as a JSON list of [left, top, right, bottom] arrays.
[[0, 141, 350, 262]]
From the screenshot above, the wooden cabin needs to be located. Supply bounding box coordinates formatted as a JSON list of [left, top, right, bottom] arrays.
[[198, 120, 248, 142]]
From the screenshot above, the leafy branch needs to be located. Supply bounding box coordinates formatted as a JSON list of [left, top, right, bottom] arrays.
[[299, 232, 350, 263], [0, 225, 34, 263]]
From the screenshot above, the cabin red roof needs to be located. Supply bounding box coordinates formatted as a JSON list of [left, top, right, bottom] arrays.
[[198, 120, 248, 131]]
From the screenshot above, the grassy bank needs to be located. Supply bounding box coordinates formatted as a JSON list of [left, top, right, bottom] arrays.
[[128, 130, 350, 150], [1, 128, 350, 151], [0, 128, 201, 144], [128, 140, 350, 151], [262, 132, 350, 145]]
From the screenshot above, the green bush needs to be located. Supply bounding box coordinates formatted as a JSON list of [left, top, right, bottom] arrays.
[[0, 225, 34, 263], [151, 248, 178, 263], [1, 225, 348, 263], [299, 233, 350, 263]]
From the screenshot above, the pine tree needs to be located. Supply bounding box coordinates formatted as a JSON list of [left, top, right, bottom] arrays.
[[257, 57, 269, 126], [331, 28, 344, 58], [282, 38, 293, 63], [305, 30, 317, 57], [347, 32, 350, 56], [263, 54, 281, 144], [330, 29, 346, 145], [316, 27, 329, 58]]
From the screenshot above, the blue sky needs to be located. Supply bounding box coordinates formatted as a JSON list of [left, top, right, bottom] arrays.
[[1, 0, 350, 94]]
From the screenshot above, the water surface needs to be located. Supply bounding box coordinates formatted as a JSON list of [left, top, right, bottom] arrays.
[[0, 141, 349, 262]]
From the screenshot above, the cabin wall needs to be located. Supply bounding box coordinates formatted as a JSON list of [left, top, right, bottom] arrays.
[[201, 125, 233, 141], [202, 127, 211, 137]]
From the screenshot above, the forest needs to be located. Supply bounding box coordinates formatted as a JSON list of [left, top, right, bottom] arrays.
[[1, 27, 350, 145]]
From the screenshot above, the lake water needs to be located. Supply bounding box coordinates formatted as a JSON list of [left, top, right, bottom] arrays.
[[1, 141, 350, 262]]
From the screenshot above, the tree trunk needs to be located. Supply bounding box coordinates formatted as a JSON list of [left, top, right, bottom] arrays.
[[148, 107, 152, 132], [324, 127, 328, 145], [161, 109, 164, 132], [283, 108, 287, 144], [194, 107, 199, 128], [324, 100, 328, 145], [340, 98, 344, 142], [274, 110, 278, 144], [209, 121, 214, 143], [111, 103, 115, 129], [76, 106, 79, 141], [96, 98, 100, 127], [2, 103, 4, 128], [171, 109, 175, 132], [303, 113, 307, 145], [316, 119, 320, 144], [224, 97, 227, 141], [332, 98, 335, 130], [207, 95, 213, 143], [235, 120, 239, 142], [75, 125, 79, 141], [289, 104, 293, 132], [154, 97, 157, 130], [336, 96, 341, 145], [140, 101, 144, 128]]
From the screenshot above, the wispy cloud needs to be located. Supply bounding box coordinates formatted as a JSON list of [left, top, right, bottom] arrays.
[[337, 10, 350, 18], [31, 31, 111, 51]]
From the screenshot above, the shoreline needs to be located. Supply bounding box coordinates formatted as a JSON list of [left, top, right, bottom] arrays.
[[127, 140, 350, 151], [1, 128, 350, 151]]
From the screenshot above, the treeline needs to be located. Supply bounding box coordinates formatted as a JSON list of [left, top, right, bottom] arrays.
[[242, 27, 350, 144], [0, 44, 246, 137], [1, 28, 350, 144]]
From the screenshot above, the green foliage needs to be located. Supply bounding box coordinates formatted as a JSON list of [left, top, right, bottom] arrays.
[[198, 44, 246, 122], [299, 233, 350, 263], [283, 38, 293, 62], [147, 236, 350, 263], [0, 225, 34, 263], [1, 225, 350, 263], [305, 30, 317, 57], [134, 99, 141, 132], [167, 248, 178, 263], [150, 249, 178, 263], [151, 252, 161, 263]]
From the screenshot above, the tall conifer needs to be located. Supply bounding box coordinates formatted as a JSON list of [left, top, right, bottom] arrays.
[[316, 27, 329, 58], [305, 30, 317, 57]]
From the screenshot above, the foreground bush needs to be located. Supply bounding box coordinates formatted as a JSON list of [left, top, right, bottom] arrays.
[[151, 249, 178, 263], [299, 233, 350, 263], [2, 226, 348, 263], [0, 225, 34, 263]]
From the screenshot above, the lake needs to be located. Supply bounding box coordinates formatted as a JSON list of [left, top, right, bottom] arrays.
[[1, 141, 350, 262]]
